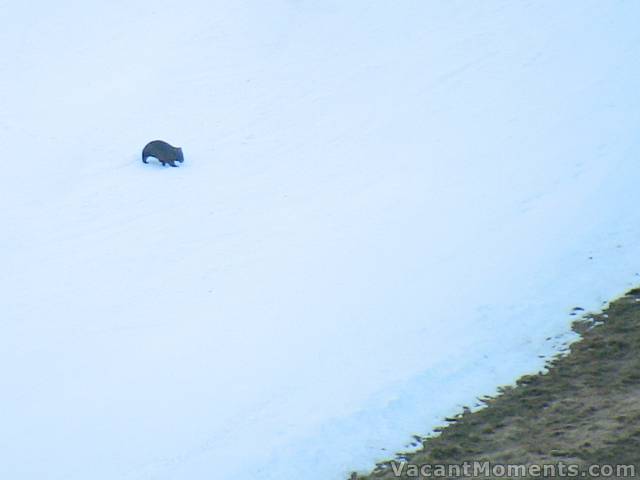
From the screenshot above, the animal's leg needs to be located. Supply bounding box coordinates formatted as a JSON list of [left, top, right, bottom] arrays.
[[170, 163, 178, 167], [142, 157, 148, 164]]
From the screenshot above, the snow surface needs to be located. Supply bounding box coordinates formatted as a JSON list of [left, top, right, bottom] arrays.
[[2, 1, 640, 479]]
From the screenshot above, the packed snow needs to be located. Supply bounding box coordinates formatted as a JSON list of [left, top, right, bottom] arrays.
[[2, 1, 639, 479]]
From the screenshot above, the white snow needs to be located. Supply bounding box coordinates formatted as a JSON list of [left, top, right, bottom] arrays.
[[1, 1, 639, 479]]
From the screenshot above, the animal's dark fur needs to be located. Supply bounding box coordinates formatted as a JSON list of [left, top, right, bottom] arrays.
[[142, 140, 184, 167]]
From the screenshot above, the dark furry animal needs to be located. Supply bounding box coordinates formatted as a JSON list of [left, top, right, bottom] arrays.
[[142, 140, 184, 167]]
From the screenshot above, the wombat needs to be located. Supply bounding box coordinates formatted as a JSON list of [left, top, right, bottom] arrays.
[[142, 140, 184, 167]]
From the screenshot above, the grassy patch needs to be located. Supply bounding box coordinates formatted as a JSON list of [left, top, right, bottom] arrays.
[[350, 289, 640, 479]]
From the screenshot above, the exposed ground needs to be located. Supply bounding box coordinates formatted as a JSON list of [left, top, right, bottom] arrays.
[[352, 288, 640, 479]]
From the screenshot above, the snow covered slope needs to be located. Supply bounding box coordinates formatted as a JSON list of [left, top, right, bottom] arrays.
[[2, 1, 639, 479]]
